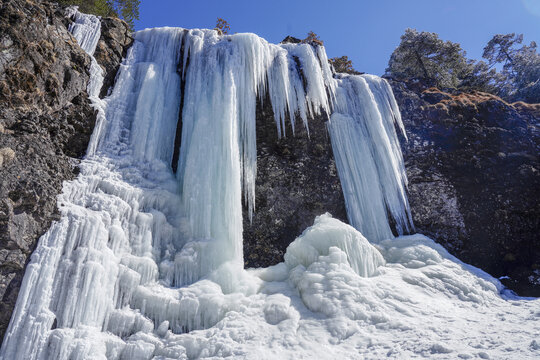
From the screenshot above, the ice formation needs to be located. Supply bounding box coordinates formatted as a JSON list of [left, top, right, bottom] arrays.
[[1, 8, 538, 360], [329, 74, 413, 241], [66, 7, 106, 155]]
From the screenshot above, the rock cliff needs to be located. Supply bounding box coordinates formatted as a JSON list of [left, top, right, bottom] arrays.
[[391, 81, 540, 296], [0, 0, 131, 341], [243, 66, 539, 297]]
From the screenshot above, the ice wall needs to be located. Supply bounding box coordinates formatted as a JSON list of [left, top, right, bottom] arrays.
[[1, 9, 417, 359], [173, 30, 339, 286], [173, 29, 412, 246], [0, 15, 186, 360]]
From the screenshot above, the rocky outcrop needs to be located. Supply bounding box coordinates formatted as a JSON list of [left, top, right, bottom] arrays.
[[0, 0, 131, 342], [241, 61, 539, 297], [93, 16, 133, 97], [392, 81, 540, 296]]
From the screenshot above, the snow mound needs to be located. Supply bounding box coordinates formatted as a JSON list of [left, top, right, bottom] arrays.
[[284, 213, 385, 277]]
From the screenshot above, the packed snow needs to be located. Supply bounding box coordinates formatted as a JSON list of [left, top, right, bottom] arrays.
[[1, 9, 538, 360]]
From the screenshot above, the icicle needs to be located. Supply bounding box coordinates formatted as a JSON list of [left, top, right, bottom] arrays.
[[329, 74, 413, 241], [172, 31, 339, 285]]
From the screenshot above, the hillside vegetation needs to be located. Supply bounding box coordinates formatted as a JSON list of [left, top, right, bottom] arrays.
[[386, 29, 540, 103]]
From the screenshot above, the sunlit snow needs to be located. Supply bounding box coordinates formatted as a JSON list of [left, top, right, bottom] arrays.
[[0, 9, 538, 360]]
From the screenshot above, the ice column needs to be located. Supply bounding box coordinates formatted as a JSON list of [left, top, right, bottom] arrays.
[[66, 7, 107, 155], [0, 18, 186, 360], [329, 74, 413, 241]]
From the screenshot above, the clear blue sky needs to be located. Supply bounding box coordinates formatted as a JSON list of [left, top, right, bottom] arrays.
[[135, 0, 540, 75]]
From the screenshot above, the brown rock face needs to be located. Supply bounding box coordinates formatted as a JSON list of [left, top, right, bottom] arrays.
[[0, 0, 131, 342], [392, 81, 540, 296], [242, 94, 347, 268]]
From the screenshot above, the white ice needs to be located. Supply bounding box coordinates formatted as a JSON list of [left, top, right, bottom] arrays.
[[329, 74, 413, 241], [0, 10, 538, 360]]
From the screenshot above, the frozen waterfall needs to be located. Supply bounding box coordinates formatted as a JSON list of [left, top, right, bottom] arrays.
[[2, 8, 537, 360]]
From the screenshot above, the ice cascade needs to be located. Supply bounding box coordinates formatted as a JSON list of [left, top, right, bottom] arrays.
[[15, 9, 540, 360]]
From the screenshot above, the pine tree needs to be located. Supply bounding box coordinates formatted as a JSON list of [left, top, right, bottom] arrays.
[[385, 28, 470, 89], [109, 0, 141, 30], [483, 34, 540, 102], [302, 31, 323, 46], [329, 56, 361, 74]]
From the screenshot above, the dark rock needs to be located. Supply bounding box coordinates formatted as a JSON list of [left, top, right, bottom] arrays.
[[280, 36, 302, 44], [243, 77, 540, 298], [0, 0, 131, 343], [94, 16, 133, 97], [391, 81, 540, 296], [242, 94, 348, 267]]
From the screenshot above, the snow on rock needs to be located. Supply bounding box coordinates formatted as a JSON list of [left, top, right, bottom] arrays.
[[0, 10, 538, 360]]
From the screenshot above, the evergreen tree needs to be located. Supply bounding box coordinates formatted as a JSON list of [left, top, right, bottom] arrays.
[[214, 18, 230, 35], [483, 34, 540, 103], [302, 31, 323, 46], [111, 0, 140, 30], [329, 56, 360, 74], [459, 59, 507, 96], [385, 28, 470, 89]]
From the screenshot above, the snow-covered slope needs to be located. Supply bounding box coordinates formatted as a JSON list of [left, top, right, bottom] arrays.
[[0, 10, 538, 360]]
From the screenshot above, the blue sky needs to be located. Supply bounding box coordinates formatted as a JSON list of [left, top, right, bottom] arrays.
[[135, 0, 540, 75]]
